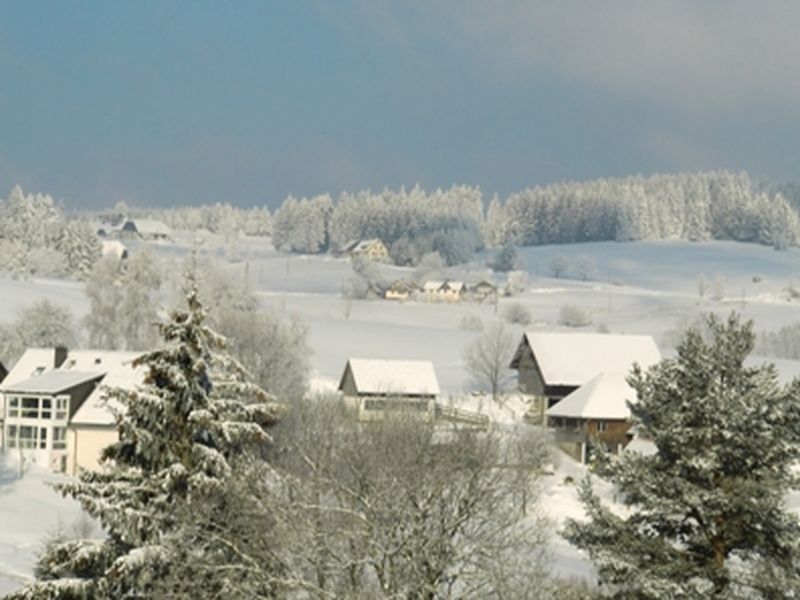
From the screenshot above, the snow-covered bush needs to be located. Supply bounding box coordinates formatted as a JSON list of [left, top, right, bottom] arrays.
[[559, 304, 592, 327], [503, 303, 531, 325]]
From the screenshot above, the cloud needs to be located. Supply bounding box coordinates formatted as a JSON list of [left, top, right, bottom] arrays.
[[347, 1, 800, 117]]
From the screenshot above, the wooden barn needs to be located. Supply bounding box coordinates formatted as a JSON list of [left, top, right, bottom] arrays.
[[338, 358, 440, 422]]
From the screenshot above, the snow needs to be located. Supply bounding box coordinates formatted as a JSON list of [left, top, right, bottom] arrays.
[[343, 358, 441, 396], [517, 332, 661, 387], [0, 456, 88, 595], [4, 236, 800, 593], [546, 372, 636, 420], [2, 371, 103, 394]]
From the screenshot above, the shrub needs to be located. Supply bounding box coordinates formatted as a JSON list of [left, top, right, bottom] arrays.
[[503, 303, 531, 325], [559, 305, 591, 327]]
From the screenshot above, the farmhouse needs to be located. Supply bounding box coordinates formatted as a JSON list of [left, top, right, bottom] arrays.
[[468, 280, 498, 303], [546, 372, 638, 463], [338, 358, 440, 421], [423, 280, 466, 302], [0, 347, 143, 474], [509, 332, 661, 424], [384, 280, 421, 301], [342, 239, 389, 262], [119, 218, 172, 241]]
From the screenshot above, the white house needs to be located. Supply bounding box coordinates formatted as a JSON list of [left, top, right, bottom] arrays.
[[423, 280, 466, 303], [338, 358, 440, 421], [0, 347, 143, 473]]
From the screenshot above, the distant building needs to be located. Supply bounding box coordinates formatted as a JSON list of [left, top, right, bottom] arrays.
[[0, 347, 143, 474], [342, 239, 389, 262], [468, 280, 498, 303], [384, 280, 421, 301], [120, 218, 172, 241], [510, 332, 661, 424], [423, 280, 466, 303], [338, 358, 440, 422]]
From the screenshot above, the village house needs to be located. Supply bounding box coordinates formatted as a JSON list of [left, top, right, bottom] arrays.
[[119, 218, 172, 241], [509, 332, 661, 425], [546, 372, 640, 463], [338, 358, 440, 422], [467, 280, 498, 303], [0, 347, 143, 474], [384, 280, 421, 301], [423, 280, 466, 303], [342, 239, 389, 262]]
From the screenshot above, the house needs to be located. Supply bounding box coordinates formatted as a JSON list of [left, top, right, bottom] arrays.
[[100, 239, 129, 260], [384, 280, 420, 301], [0, 361, 7, 384], [93, 219, 124, 238], [0, 347, 143, 473], [423, 280, 466, 303], [509, 332, 661, 424], [546, 372, 639, 463], [338, 358, 440, 421], [342, 239, 389, 262], [468, 280, 498, 303], [119, 218, 172, 241]]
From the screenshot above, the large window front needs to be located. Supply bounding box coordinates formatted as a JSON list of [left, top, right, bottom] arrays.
[[5, 395, 68, 420], [6, 425, 48, 449]]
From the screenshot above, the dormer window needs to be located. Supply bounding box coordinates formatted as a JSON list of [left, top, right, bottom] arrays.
[[33, 366, 45, 376]]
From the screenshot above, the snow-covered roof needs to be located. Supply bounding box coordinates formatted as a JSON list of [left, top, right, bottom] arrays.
[[423, 280, 444, 292], [0, 348, 144, 426], [101, 240, 127, 258], [124, 219, 171, 236], [1, 371, 104, 394], [70, 352, 145, 426], [443, 281, 465, 292], [512, 332, 661, 387], [340, 358, 440, 396], [546, 372, 636, 420]]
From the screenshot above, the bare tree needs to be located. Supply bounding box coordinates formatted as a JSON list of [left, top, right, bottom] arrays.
[[463, 321, 516, 399], [574, 255, 596, 281], [549, 254, 569, 278]]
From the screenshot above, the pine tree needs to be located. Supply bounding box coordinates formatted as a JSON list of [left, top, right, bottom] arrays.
[[10, 285, 281, 599], [565, 314, 800, 599]]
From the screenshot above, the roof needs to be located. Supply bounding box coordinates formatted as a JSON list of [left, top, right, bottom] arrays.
[[124, 218, 171, 236], [1, 370, 104, 394], [511, 332, 661, 386], [423, 280, 444, 292], [344, 239, 385, 253], [1, 348, 144, 425], [70, 352, 145, 426], [339, 358, 440, 396], [546, 372, 635, 420]]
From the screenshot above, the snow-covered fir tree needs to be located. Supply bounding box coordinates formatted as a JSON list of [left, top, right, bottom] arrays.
[[565, 313, 800, 599], [9, 284, 281, 599]]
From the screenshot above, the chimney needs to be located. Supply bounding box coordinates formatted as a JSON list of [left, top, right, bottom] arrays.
[[54, 346, 68, 369]]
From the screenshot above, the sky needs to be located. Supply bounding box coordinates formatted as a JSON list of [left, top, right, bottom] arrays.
[[1, 1, 799, 209]]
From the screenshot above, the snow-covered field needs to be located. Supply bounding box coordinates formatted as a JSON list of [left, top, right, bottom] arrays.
[[2, 236, 800, 592]]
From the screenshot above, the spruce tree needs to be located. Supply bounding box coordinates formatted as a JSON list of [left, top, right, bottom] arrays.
[[9, 284, 281, 599], [565, 314, 800, 599]]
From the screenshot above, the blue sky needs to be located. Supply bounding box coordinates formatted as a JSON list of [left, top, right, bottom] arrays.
[[1, 1, 798, 209]]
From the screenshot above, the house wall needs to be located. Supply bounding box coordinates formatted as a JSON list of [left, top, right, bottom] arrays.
[[67, 426, 118, 475], [549, 417, 632, 463], [357, 395, 434, 422], [516, 349, 546, 396]]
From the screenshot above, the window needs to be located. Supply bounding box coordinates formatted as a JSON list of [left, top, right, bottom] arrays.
[[7, 397, 19, 418], [41, 398, 52, 419], [53, 427, 67, 450], [55, 397, 68, 420], [6, 425, 17, 448], [21, 397, 39, 418], [19, 425, 37, 449], [597, 421, 608, 433], [39, 427, 47, 449]]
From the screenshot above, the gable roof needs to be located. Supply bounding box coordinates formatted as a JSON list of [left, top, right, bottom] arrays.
[[546, 372, 635, 420], [1, 370, 104, 394], [510, 332, 661, 387], [123, 218, 171, 236], [339, 358, 440, 396], [70, 353, 145, 426]]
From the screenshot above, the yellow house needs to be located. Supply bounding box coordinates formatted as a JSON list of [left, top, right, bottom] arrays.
[[344, 239, 389, 262]]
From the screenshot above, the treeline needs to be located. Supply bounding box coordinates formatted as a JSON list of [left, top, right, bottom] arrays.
[[0, 185, 100, 279]]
